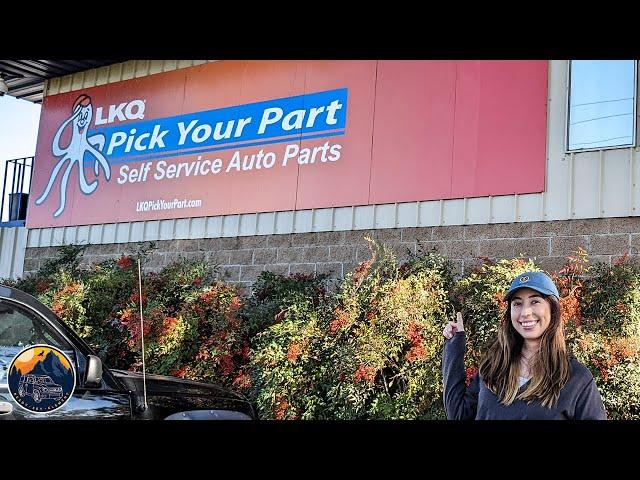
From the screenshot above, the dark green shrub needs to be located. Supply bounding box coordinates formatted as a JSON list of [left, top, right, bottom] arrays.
[[250, 238, 452, 419], [573, 254, 640, 419]]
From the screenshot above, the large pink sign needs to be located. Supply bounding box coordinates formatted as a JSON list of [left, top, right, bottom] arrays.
[[27, 60, 548, 228]]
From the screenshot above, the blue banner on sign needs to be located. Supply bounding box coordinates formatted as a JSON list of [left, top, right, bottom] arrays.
[[93, 88, 348, 162]]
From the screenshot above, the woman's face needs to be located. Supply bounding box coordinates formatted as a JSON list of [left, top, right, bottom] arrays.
[[510, 287, 552, 340]]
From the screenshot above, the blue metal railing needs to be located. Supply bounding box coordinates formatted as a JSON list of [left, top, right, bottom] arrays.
[[0, 156, 33, 227]]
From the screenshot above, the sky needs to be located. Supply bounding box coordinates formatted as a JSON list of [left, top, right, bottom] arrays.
[[0, 96, 41, 221], [0, 95, 41, 159]]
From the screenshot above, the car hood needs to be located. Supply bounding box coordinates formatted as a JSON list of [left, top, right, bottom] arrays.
[[110, 369, 246, 401], [110, 369, 255, 419]]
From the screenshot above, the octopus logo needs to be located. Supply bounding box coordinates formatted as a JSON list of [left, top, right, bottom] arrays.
[[35, 94, 111, 217]]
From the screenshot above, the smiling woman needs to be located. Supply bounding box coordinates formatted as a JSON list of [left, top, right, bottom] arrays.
[[442, 271, 608, 420]]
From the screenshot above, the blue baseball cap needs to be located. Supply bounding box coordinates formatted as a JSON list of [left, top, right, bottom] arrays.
[[504, 271, 559, 301]]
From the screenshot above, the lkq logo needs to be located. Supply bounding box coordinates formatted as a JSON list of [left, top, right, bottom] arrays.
[[35, 94, 145, 218], [95, 98, 145, 125], [7, 345, 76, 414]]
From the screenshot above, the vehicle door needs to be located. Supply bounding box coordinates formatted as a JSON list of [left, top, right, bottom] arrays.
[[0, 298, 132, 419]]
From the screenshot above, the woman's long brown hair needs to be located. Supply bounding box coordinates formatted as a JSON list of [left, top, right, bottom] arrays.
[[478, 295, 571, 408]]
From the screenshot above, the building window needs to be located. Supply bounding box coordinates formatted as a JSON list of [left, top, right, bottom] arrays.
[[567, 60, 637, 152]]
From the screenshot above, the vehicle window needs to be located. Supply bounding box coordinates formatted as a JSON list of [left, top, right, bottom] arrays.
[[0, 300, 74, 385]]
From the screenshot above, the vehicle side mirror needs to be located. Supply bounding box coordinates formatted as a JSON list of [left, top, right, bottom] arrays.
[[85, 355, 103, 388]]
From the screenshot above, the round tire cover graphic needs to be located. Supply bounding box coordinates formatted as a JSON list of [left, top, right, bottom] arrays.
[[7, 344, 76, 413]]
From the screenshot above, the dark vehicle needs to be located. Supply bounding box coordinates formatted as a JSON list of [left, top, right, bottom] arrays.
[[0, 285, 254, 420], [18, 374, 64, 402]]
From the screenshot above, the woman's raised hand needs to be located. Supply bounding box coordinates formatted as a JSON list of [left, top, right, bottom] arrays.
[[443, 312, 465, 339]]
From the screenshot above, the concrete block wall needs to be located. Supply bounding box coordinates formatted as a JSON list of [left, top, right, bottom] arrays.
[[22, 217, 640, 290]]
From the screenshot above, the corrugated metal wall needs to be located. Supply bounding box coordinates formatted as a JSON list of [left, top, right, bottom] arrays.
[[0, 227, 27, 279], [44, 60, 211, 95], [25, 59, 640, 248]]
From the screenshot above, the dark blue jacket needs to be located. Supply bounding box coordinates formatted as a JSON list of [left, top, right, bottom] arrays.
[[442, 332, 607, 420]]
